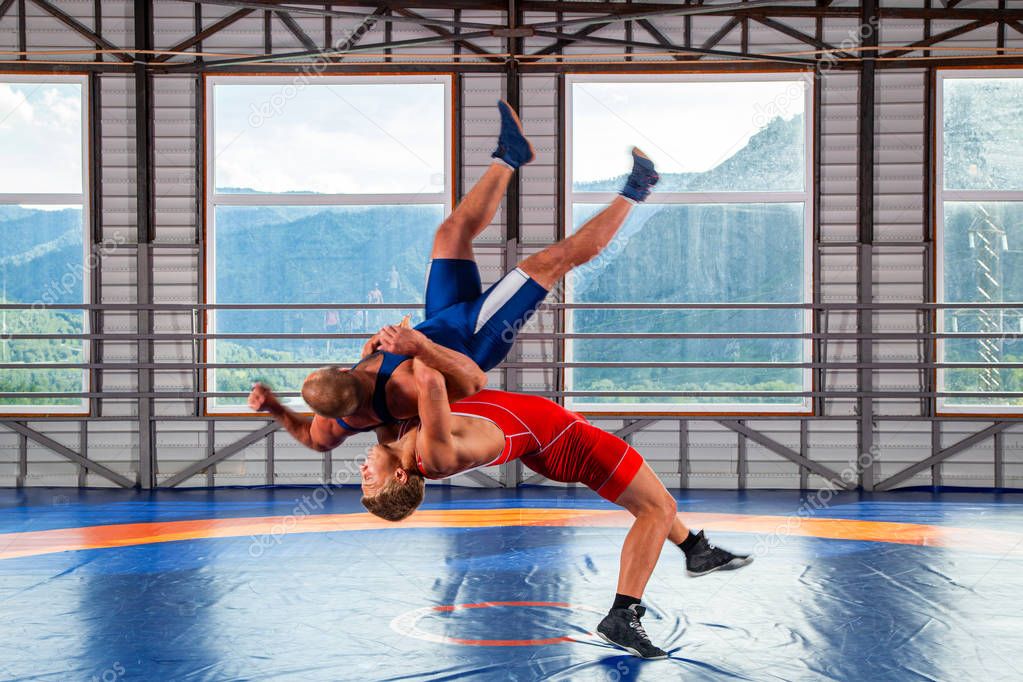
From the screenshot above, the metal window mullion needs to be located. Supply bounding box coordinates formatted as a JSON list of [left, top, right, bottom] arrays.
[[0, 193, 85, 204], [16, 428, 27, 488], [941, 190, 1023, 203], [209, 193, 447, 207], [500, 0, 523, 490], [569, 191, 809, 205]]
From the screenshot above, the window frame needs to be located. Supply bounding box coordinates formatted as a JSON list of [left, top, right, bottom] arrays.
[[935, 68, 1023, 415], [202, 73, 454, 415], [562, 71, 815, 416], [0, 73, 91, 416]]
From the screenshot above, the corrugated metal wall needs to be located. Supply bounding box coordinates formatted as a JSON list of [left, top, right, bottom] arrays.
[[1, 1, 1020, 489]]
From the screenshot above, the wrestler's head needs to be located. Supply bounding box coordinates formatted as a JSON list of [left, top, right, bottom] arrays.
[[301, 366, 363, 418], [360, 434, 424, 522]]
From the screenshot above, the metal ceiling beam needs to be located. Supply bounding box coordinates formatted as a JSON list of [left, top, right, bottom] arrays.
[[637, 16, 743, 62], [275, 9, 320, 50], [531, 18, 609, 56], [336, 5, 386, 48], [183, 0, 494, 31], [636, 18, 688, 62], [162, 423, 280, 487], [719, 420, 853, 488], [163, 28, 493, 69], [2, 422, 134, 488], [750, 15, 836, 53], [391, 6, 499, 60], [530, 0, 808, 31], [172, 1, 1023, 22], [530, 28, 816, 65], [0, 0, 15, 22], [152, 8, 254, 63], [875, 422, 1012, 491], [29, 0, 134, 61], [880, 19, 994, 59]]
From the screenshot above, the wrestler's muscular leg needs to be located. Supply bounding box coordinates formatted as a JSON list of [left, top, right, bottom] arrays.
[[610, 461, 680, 598], [517, 196, 633, 289], [431, 162, 513, 260]]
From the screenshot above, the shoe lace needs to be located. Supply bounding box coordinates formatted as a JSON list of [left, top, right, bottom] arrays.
[[628, 614, 652, 642]]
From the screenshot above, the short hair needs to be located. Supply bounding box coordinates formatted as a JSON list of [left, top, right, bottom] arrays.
[[302, 367, 363, 418], [361, 472, 425, 522]]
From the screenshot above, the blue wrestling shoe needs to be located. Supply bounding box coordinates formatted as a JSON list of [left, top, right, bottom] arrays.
[[619, 147, 659, 203], [492, 99, 535, 170]]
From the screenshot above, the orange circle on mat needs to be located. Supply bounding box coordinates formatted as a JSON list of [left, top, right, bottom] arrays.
[[390, 601, 605, 647]]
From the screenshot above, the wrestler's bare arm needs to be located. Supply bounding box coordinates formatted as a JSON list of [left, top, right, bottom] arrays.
[[411, 358, 461, 477], [248, 383, 350, 452]]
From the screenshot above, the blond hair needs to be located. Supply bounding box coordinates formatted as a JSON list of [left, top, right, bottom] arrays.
[[301, 367, 364, 417], [361, 472, 425, 522]]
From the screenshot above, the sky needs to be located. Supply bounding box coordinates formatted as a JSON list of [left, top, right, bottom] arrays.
[[0, 83, 83, 195], [213, 82, 446, 195], [571, 80, 806, 183]]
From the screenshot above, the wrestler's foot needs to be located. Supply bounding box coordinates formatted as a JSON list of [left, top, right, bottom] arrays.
[[619, 147, 659, 203], [596, 604, 668, 660], [492, 99, 534, 170], [684, 531, 753, 577]]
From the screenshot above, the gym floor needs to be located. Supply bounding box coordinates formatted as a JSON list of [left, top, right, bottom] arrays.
[[1, 486, 1020, 681]]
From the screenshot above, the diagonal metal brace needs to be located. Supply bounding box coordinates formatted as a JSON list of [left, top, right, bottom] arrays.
[[613, 419, 656, 439], [719, 419, 853, 488], [30, 0, 134, 61], [275, 10, 319, 51], [457, 469, 503, 488], [152, 8, 254, 63], [874, 422, 1012, 491], [0, 0, 16, 22], [522, 471, 553, 486], [2, 421, 134, 488], [163, 422, 279, 488]]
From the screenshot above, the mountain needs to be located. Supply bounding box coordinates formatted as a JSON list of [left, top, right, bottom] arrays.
[[577, 113, 804, 193]]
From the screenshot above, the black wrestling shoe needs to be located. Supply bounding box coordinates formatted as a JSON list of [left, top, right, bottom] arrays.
[[596, 604, 668, 660], [685, 530, 753, 577]]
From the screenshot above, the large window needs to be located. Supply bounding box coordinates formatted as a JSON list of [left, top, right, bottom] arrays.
[[564, 73, 813, 414], [937, 70, 1023, 413], [0, 75, 89, 414], [205, 75, 451, 413]]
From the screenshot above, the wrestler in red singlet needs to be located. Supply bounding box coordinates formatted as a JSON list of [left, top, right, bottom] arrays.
[[404, 389, 644, 503]]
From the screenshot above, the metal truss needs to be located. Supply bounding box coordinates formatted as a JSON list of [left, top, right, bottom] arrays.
[[2, 1, 1022, 491]]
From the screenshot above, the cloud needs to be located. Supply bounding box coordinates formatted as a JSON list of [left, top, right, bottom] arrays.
[[0, 83, 35, 128], [212, 82, 445, 195], [0, 82, 83, 194], [572, 80, 806, 183]]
